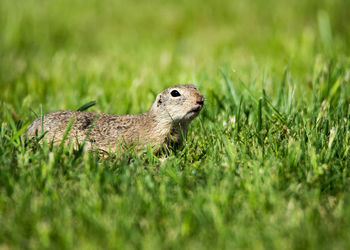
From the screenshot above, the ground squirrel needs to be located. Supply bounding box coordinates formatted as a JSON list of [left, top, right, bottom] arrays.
[[27, 84, 204, 154]]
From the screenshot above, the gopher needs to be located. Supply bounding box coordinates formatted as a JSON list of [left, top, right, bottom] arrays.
[[27, 84, 204, 153]]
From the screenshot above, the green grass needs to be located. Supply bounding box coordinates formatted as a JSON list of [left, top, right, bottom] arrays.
[[1, 0, 350, 249]]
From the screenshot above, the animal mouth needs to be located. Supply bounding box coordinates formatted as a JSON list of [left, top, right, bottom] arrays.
[[188, 104, 203, 114], [186, 97, 204, 117]]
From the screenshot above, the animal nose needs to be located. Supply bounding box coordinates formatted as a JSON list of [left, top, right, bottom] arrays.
[[196, 95, 204, 106]]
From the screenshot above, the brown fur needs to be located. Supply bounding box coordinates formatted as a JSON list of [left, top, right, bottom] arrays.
[[27, 84, 204, 153]]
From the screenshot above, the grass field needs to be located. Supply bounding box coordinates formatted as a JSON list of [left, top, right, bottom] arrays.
[[1, 0, 350, 249]]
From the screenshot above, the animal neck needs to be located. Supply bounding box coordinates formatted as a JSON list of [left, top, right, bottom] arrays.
[[146, 109, 189, 147], [169, 120, 189, 146]]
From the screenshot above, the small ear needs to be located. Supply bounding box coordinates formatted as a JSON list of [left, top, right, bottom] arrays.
[[157, 95, 163, 107]]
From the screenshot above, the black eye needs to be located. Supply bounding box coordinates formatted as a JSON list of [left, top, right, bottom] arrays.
[[170, 90, 181, 97]]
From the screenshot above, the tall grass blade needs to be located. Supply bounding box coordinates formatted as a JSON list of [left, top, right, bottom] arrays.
[[221, 69, 238, 107], [318, 10, 333, 55], [77, 101, 96, 112]]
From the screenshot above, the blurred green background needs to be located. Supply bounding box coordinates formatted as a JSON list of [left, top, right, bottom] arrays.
[[1, 0, 349, 116]]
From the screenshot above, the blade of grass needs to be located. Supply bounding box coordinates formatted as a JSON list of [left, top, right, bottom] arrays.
[[77, 101, 96, 112], [220, 69, 238, 107], [9, 122, 30, 145], [56, 118, 75, 158]]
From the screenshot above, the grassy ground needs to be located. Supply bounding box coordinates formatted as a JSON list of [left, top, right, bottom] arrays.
[[1, 0, 350, 249]]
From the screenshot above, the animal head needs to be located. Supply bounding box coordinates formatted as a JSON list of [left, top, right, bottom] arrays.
[[150, 84, 204, 124]]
